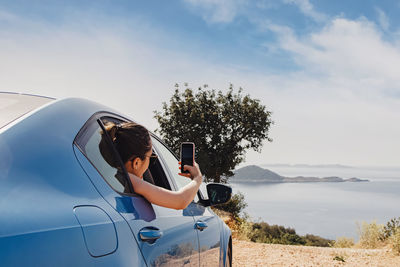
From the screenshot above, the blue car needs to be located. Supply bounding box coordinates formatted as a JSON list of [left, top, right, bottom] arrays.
[[0, 92, 232, 267]]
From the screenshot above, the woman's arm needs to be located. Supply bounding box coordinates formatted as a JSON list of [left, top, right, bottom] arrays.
[[129, 163, 203, 210]]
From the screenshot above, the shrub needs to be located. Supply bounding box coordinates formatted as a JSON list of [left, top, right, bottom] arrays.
[[357, 221, 384, 248], [211, 208, 231, 221], [333, 237, 355, 248], [383, 217, 400, 240], [390, 230, 400, 255], [235, 217, 253, 241], [379, 217, 400, 254], [247, 221, 301, 244], [245, 222, 332, 246], [304, 234, 332, 247], [214, 191, 248, 219]]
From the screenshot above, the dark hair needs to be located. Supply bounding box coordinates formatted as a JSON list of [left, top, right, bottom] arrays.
[[99, 121, 152, 168]]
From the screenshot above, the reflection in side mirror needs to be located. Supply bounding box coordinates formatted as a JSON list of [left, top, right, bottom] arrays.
[[206, 183, 232, 206]]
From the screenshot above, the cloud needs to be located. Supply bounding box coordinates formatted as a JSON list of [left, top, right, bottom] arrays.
[[0, 11, 197, 127], [183, 0, 247, 23], [183, 0, 327, 25], [0, 8, 255, 131], [269, 18, 400, 97], [1, 7, 399, 166], [283, 0, 327, 22], [236, 16, 400, 166], [375, 7, 389, 31]]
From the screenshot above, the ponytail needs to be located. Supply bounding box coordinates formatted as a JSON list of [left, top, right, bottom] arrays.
[[99, 121, 151, 168]]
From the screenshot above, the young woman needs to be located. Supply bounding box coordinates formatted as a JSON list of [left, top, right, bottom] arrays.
[[99, 121, 202, 210]]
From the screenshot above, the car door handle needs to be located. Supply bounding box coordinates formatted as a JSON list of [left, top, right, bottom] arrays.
[[195, 221, 208, 231], [139, 226, 163, 243]]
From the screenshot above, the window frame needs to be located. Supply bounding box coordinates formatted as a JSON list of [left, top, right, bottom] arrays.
[[73, 111, 176, 196], [150, 135, 181, 191]]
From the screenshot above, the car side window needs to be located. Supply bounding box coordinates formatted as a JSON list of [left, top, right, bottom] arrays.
[[75, 114, 173, 195], [76, 117, 127, 193]]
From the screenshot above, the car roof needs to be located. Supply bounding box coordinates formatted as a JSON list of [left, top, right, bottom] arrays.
[[0, 92, 55, 129]]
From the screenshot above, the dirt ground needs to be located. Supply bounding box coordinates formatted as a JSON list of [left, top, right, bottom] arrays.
[[232, 239, 400, 267]]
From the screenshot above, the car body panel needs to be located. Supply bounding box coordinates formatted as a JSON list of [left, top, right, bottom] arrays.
[[73, 205, 118, 257]]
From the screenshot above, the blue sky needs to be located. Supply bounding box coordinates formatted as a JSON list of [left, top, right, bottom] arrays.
[[1, 0, 399, 167]]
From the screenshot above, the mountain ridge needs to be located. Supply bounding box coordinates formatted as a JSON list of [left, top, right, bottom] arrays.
[[231, 165, 369, 183]]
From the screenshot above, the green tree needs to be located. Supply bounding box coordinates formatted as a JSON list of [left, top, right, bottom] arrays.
[[154, 83, 273, 183]]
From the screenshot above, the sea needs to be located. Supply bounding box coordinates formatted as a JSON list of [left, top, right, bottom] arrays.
[[229, 165, 400, 241]]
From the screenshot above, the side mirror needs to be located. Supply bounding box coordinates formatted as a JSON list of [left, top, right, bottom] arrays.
[[205, 183, 232, 206]]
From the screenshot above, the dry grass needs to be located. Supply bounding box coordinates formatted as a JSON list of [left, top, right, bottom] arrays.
[[390, 231, 400, 255], [334, 236, 355, 248], [213, 208, 251, 240], [356, 221, 385, 249]]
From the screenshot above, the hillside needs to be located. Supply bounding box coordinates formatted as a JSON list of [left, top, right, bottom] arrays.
[[231, 165, 369, 183], [232, 165, 284, 182]]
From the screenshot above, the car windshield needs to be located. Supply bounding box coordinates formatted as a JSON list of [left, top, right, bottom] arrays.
[[0, 92, 54, 129]]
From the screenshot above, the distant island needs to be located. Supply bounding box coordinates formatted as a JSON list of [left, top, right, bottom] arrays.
[[260, 163, 354, 169], [230, 165, 369, 183]]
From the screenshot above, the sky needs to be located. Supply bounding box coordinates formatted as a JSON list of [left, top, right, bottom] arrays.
[[0, 0, 399, 168]]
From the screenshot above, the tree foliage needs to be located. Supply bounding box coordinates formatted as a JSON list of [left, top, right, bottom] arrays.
[[154, 83, 273, 183]]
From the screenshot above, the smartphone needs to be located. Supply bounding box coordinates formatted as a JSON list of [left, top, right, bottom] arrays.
[[180, 142, 195, 173]]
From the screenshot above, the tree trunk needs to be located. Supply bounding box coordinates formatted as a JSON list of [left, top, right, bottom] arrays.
[[214, 173, 221, 183]]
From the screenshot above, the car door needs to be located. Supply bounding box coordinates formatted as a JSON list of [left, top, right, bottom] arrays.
[[74, 113, 200, 267], [151, 138, 222, 266], [192, 205, 222, 266]]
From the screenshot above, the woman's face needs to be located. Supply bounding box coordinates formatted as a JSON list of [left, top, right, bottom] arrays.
[[125, 147, 153, 178]]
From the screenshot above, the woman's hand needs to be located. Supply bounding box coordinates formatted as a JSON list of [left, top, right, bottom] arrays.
[[179, 162, 202, 182]]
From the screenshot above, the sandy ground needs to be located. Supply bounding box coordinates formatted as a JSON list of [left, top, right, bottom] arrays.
[[232, 239, 400, 267]]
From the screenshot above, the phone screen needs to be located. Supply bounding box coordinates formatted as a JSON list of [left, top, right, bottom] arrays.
[[181, 143, 194, 173]]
